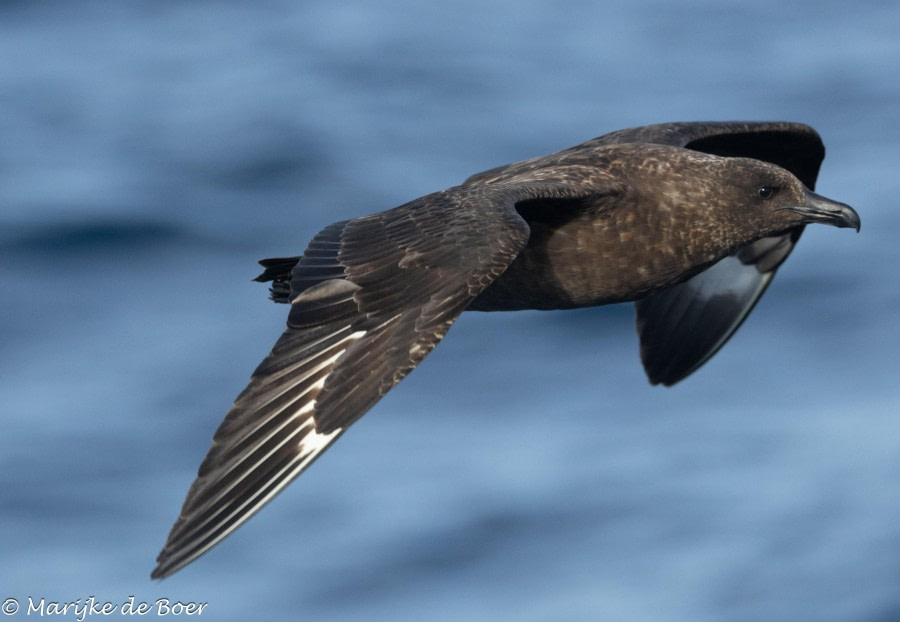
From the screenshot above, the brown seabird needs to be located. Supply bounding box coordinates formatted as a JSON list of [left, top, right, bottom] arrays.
[[152, 121, 860, 578]]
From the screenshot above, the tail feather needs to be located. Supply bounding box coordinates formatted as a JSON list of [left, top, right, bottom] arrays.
[[254, 257, 301, 303]]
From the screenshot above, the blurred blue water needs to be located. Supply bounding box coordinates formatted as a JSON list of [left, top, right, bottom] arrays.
[[2, 1, 899, 620]]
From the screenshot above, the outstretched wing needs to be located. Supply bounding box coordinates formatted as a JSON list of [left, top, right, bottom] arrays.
[[152, 179, 599, 578], [465, 122, 822, 188]]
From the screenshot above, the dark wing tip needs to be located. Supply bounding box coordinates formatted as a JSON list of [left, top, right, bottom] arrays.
[[151, 558, 173, 580], [152, 533, 191, 579]]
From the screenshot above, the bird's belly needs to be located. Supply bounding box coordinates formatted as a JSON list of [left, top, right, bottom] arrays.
[[469, 252, 687, 311], [469, 218, 719, 312]]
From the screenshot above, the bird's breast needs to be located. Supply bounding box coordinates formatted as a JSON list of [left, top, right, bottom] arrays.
[[469, 205, 726, 312]]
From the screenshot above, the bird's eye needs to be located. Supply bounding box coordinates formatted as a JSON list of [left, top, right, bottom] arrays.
[[757, 186, 776, 199]]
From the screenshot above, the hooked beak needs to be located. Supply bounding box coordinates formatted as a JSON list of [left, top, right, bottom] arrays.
[[788, 189, 861, 232]]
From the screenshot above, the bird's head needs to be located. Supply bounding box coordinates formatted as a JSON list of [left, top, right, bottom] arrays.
[[723, 157, 860, 235]]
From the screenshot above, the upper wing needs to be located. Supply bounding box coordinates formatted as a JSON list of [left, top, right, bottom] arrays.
[[152, 178, 602, 578], [624, 122, 825, 384], [465, 122, 823, 188]]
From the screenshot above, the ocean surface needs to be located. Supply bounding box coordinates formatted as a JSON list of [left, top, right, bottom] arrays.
[[2, 1, 899, 620]]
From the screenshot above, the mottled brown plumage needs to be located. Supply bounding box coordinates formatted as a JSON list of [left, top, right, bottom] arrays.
[[153, 121, 859, 579]]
